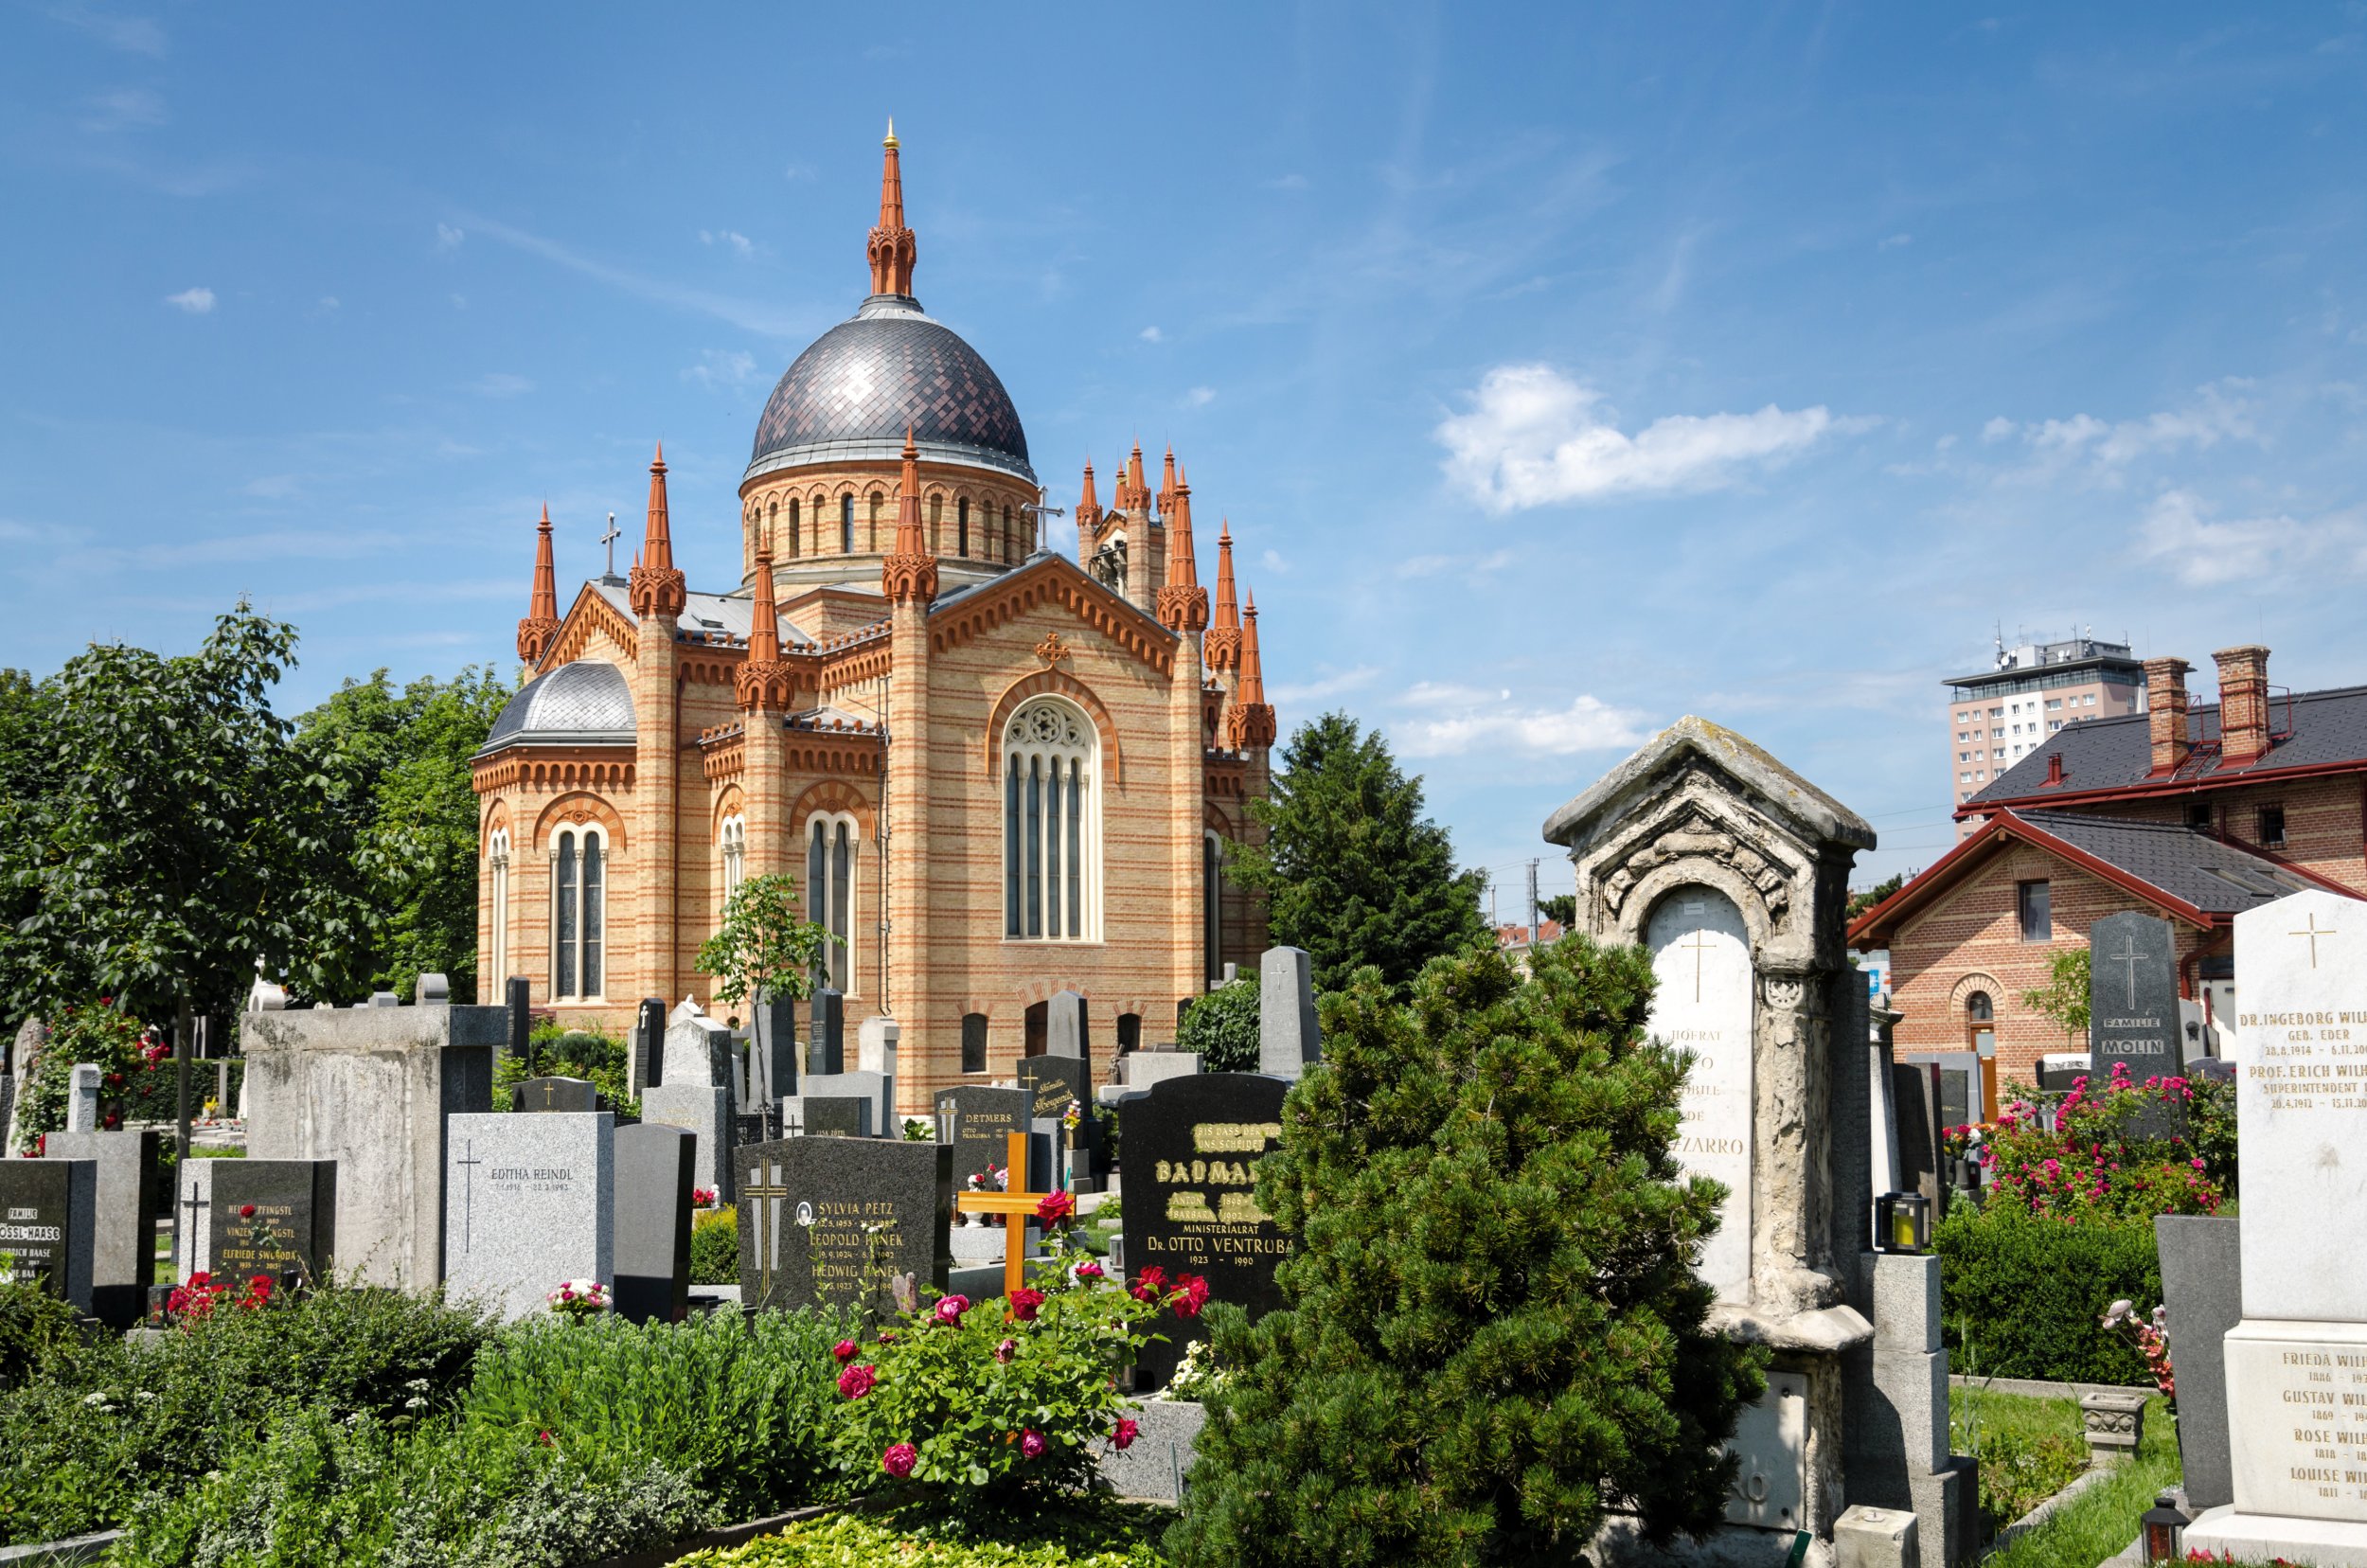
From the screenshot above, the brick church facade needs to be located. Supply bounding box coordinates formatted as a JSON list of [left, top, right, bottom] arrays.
[[472, 130, 1276, 1114]]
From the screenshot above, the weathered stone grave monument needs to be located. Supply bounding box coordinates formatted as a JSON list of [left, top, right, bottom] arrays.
[[2088, 909, 2184, 1134], [2186, 888, 2367, 1565], [1545, 716, 1970, 1567], [641, 1003, 736, 1202], [243, 997, 497, 1287], [443, 1111, 614, 1321], [734, 1135, 952, 1314], [0, 1158, 94, 1312], [42, 1126, 161, 1327], [614, 1123, 694, 1325], [174, 1158, 338, 1287]]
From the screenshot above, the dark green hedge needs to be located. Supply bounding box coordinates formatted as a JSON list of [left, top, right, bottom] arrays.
[[1935, 1205, 2159, 1385]]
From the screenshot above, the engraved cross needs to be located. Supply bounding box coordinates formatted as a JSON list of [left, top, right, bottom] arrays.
[[1680, 931, 1717, 1004], [2108, 934, 2147, 1011], [454, 1141, 485, 1255], [2291, 913, 2336, 970]]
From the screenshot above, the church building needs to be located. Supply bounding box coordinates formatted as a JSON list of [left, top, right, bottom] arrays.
[[472, 129, 1278, 1112]]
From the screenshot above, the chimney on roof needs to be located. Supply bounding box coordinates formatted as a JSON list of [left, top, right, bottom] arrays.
[[2044, 751, 2065, 787], [2214, 644, 2272, 766], [2145, 656, 2192, 775]]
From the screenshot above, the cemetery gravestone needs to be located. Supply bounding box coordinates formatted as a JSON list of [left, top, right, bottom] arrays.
[[2186, 889, 2367, 1562], [415, 972, 451, 1006], [799, 1096, 870, 1138], [735, 1136, 952, 1315], [754, 990, 798, 1104], [1935, 1066, 1969, 1134], [614, 1123, 694, 1325], [0, 1159, 95, 1311], [665, 1009, 736, 1091], [513, 1076, 600, 1114], [1644, 888, 1756, 1298], [178, 1158, 337, 1286], [2156, 1214, 2243, 1512], [2087, 911, 2184, 1133], [1044, 990, 1090, 1064], [67, 1061, 99, 1133], [1258, 948, 1321, 1078], [1891, 1062, 1943, 1213], [809, 989, 845, 1076], [443, 1112, 614, 1322], [641, 1083, 732, 1203], [1118, 1073, 1290, 1389], [797, 1069, 893, 1139], [43, 1129, 162, 1327], [632, 997, 667, 1095], [936, 1086, 1030, 1188], [505, 977, 532, 1069]]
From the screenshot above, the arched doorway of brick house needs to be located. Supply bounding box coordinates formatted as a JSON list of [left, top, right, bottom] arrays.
[[1965, 990, 1999, 1121]]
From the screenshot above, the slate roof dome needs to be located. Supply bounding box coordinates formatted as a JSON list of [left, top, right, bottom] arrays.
[[743, 294, 1035, 488], [479, 660, 634, 753]]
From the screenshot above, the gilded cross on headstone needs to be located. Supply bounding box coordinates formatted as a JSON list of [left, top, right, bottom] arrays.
[[953, 1131, 1059, 1306], [1680, 930, 1717, 1004], [741, 1163, 791, 1307], [2107, 933, 2147, 1010], [2291, 912, 2336, 970]]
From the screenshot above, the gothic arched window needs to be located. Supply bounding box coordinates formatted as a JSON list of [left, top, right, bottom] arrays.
[[1004, 697, 1099, 941], [1203, 830, 1223, 984], [806, 812, 858, 992], [551, 824, 606, 1000], [957, 497, 970, 558], [719, 814, 746, 908], [786, 498, 801, 559], [840, 494, 854, 555], [487, 826, 511, 986]]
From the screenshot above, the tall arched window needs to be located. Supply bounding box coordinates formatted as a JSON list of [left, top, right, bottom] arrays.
[[1003, 504, 1015, 560], [957, 497, 970, 558], [1004, 697, 1100, 941], [840, 494, 854, 555], [786, 498, 800, 559], [551, 824, 606, 1000], [806, 813, 857, 991], [719, 815, 746, 908], [1203, 830, 1223, 983], [487, 827, 511, 985]]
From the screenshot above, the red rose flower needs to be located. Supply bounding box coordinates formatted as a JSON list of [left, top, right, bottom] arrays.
[[934, 1293, 971, 1327], [1111, 1417, 1141, 1451], [1130, 1265, 1167, 1304], [1173, 1273, 1211, 1318], [837, 1363, 878, 1400], [1021, 1430, 1046, 1459], [881, 1442, 917, 1478], [240, 1204, 258, 1220], [1073, 1259, 1105, 1281], [995, 1337, 1017, 1363], [1008, 1288, 1045, 1323], [831, 1339, 859, 1363], [1036, 1189, 1076, 1226]]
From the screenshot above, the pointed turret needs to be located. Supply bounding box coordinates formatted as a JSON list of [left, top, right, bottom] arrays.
[[1204, 521, 1242, 672], [1228, 589, 1276, 750], [736, 543, 792, 712], [515, 504, 561, 665], [1127, 442, 1148, 512], [1077, 458, 1101, 532], [867, 118, 917, 297], [1158, 446, 1178, 516], [882, 425, 938, 605], [1155, 470, 1208, 633], [628, 443, 685, 619]]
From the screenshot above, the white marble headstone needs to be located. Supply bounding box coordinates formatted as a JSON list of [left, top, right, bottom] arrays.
[[443, 1112, 614, 1322], [1646, 887, 1753, 1299]]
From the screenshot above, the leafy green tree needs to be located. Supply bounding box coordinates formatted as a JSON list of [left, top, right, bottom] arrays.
[[1176, 974, 1260, 1072], [1232, 712, 1488, 999], [1537, 893, 1576, 929], [2020, 948, 2091, 1047], [696, 874, 835, 1086], [1846, 873, 1907, 921], [1166, 936, 1766, 1568]]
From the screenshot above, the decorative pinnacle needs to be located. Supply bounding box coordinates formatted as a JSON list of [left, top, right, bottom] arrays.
[[1155, 472, 1208, 634], [737, 544, 792, 712], [882, 423, 937, 606], [868, 122, 917, 296], [515, 503, 561, 665], [628, 442, 685, 619], [1229, 588, 1276, 749], [1204, 521, 1242, 672]]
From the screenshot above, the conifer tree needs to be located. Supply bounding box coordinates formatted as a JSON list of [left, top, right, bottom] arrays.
[[1232, 711, 1488, 999], [1166, 935, 1765, 1568]]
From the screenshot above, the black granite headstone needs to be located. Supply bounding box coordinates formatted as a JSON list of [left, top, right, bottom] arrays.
[[1890, 1061, 1943, 1213], [206, 1159, 337, 1284], [1937, 1067, 1970, 1132], [800, 1096, 870, 1138], [43, 1128, 163, 1327], [733, 1111, 768, 1148], [506, 977, 533, 1069], [1019, 1056, 1089, 1128], [756, 989, 798, 1102], [809, 989, 845, 1076], [936, 1086, 1030, 1188], [514, 1076, 600, 1114], [2088, 911, 2185, 1134], [1117, 1073, 1290, 1390], [636, 998, 667, 1092], [0, 1158, 95, 1312], [734, 1136, 952, 1315], [614, 1123, 694, 1325]]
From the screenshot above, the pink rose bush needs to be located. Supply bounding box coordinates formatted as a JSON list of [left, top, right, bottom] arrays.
[[1969, 1063, 2225, 1222]]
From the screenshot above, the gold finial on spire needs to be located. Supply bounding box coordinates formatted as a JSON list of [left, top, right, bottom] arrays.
[[884, 116, 898, 149]]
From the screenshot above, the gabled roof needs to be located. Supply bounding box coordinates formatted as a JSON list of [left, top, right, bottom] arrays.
[[1848, 808, 2333, 946], [1544, 715, 1875, 853], [1966, 683, 2367, 813], [591, 579, 815, 650]]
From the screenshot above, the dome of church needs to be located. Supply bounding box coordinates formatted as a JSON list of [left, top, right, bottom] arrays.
[[744, 294, 1034, 488], [480, 660, 634, 753]]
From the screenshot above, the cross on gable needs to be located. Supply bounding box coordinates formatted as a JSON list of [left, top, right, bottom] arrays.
[[954, 1131, 1059, 1305]]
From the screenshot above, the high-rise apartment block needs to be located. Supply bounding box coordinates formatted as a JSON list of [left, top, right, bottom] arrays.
[[1944, 635, 2145, 836]]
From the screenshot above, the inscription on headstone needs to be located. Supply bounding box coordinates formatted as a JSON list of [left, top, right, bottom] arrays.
[[937, 1086, 1030, 1188], [808, 989, 845, 1077], [2088, 911, 2184, 1134], [178, 1158, 337, 1285], [1645, 886, 1754, 1298], [0, 1159, 94, 1310], [734, 1136, 952, 1315], [443, 1113, 614, 1321]]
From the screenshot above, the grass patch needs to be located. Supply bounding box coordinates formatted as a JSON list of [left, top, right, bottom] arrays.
[[1983, 1395, 2177, 1568], [675, 1499, 1169, 1566], [1951, 1383, 2091, 1532]]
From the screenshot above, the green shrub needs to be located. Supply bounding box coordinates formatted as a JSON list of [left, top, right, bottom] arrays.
[[675, 1500, 1169, 1567], [692, 1205, 739, 1286], [1949, 1384, 2088, 1530], [2187, 1073, 2238, 1197], [1168, 936, 1766, 1568], [1176, 975, 1259, 1072], [1936, 1204, 2161, 1384], [495, 1023, 639, 1118], [0, 1280, 81, 1393], [463, 1309, 850, 1518]]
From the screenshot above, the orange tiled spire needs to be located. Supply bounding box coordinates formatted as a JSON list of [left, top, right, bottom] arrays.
[[515, 504, 561, 665], [867, 118, 917, 297], [882, 425, 938, 604], [1155, 469, 1208, 633], [628, 443, 686, 618], [1228, 589, 1276, 749], [1158, 446, 1178, 516], [1204, 521, 1242, 671], [1077, 458, 1101, 533], [737, 543, 792, 711], [1126, 442, 1148, 511]]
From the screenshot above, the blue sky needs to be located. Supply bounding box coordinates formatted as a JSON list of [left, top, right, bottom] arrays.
[[6, 4, 2367, 902]]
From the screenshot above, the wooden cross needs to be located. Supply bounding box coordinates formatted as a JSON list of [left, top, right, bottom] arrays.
[[953, 1131, 1059, 1304]]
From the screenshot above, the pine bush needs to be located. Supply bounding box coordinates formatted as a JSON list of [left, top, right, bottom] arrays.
[[1166, 935, 1765, 1567]]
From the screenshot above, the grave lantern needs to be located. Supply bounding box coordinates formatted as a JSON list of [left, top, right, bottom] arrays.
[[2141, 1492, 2186, 1564], [1875, 1191, 1930, 1254]]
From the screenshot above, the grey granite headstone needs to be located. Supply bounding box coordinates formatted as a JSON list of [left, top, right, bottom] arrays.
[[41, 1129, 160, 1327], [2087, 911, 2184, 1133], [858, 1014, 899, 1075], [633, 998, 667, 1094], [0, 1158, 95, 1313], [808, 989, 845, 1076], [734, 1135, 952, 1314], [2156, 1213, 2242, 1509], [936, 1086, 1030, 1188], [800, 1069, 890, 1137], [443, 1112, 614, 1322], [175, 1157, 337, 1286], [1119, 1073, 1290, 1389], [1259, 947, 1322, 1078], [1891, 1062, 1941, 1212], [367, 991, 400, 1007], [66, 1062, 100, 1134], [614, 1123, 694, 1325], [641, 1083, 732, 1203], [1046, 990, 1090, 1062], [797, 1096, 870, 1138], [415, 972, 451, 1007], [513, 1076, 599, 1114]]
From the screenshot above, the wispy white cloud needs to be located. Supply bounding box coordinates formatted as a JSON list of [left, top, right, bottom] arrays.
[[164, 286, 214, 314], [683, 349, 759, 390], [1436, 365, 1860, 512], [48, 5, 166, 57], [80, 86, 165, 132], [1271, 666, 1380, 706], [1983, 382, 2259, 486], [472, 372, 532, 398], [1879, 232, 1913, 250], [464, 213, 815, 338], [700, 229, 756, 258], [1139, 326, 1164, 343], [1395, 548, 1516, 580], [1259, 548, 1289, 575], [1393, 690, 1650, 757], [435, 223, 465, 252], [2136, 489, 2367, 587], [1184, 385, 1216, 408]]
